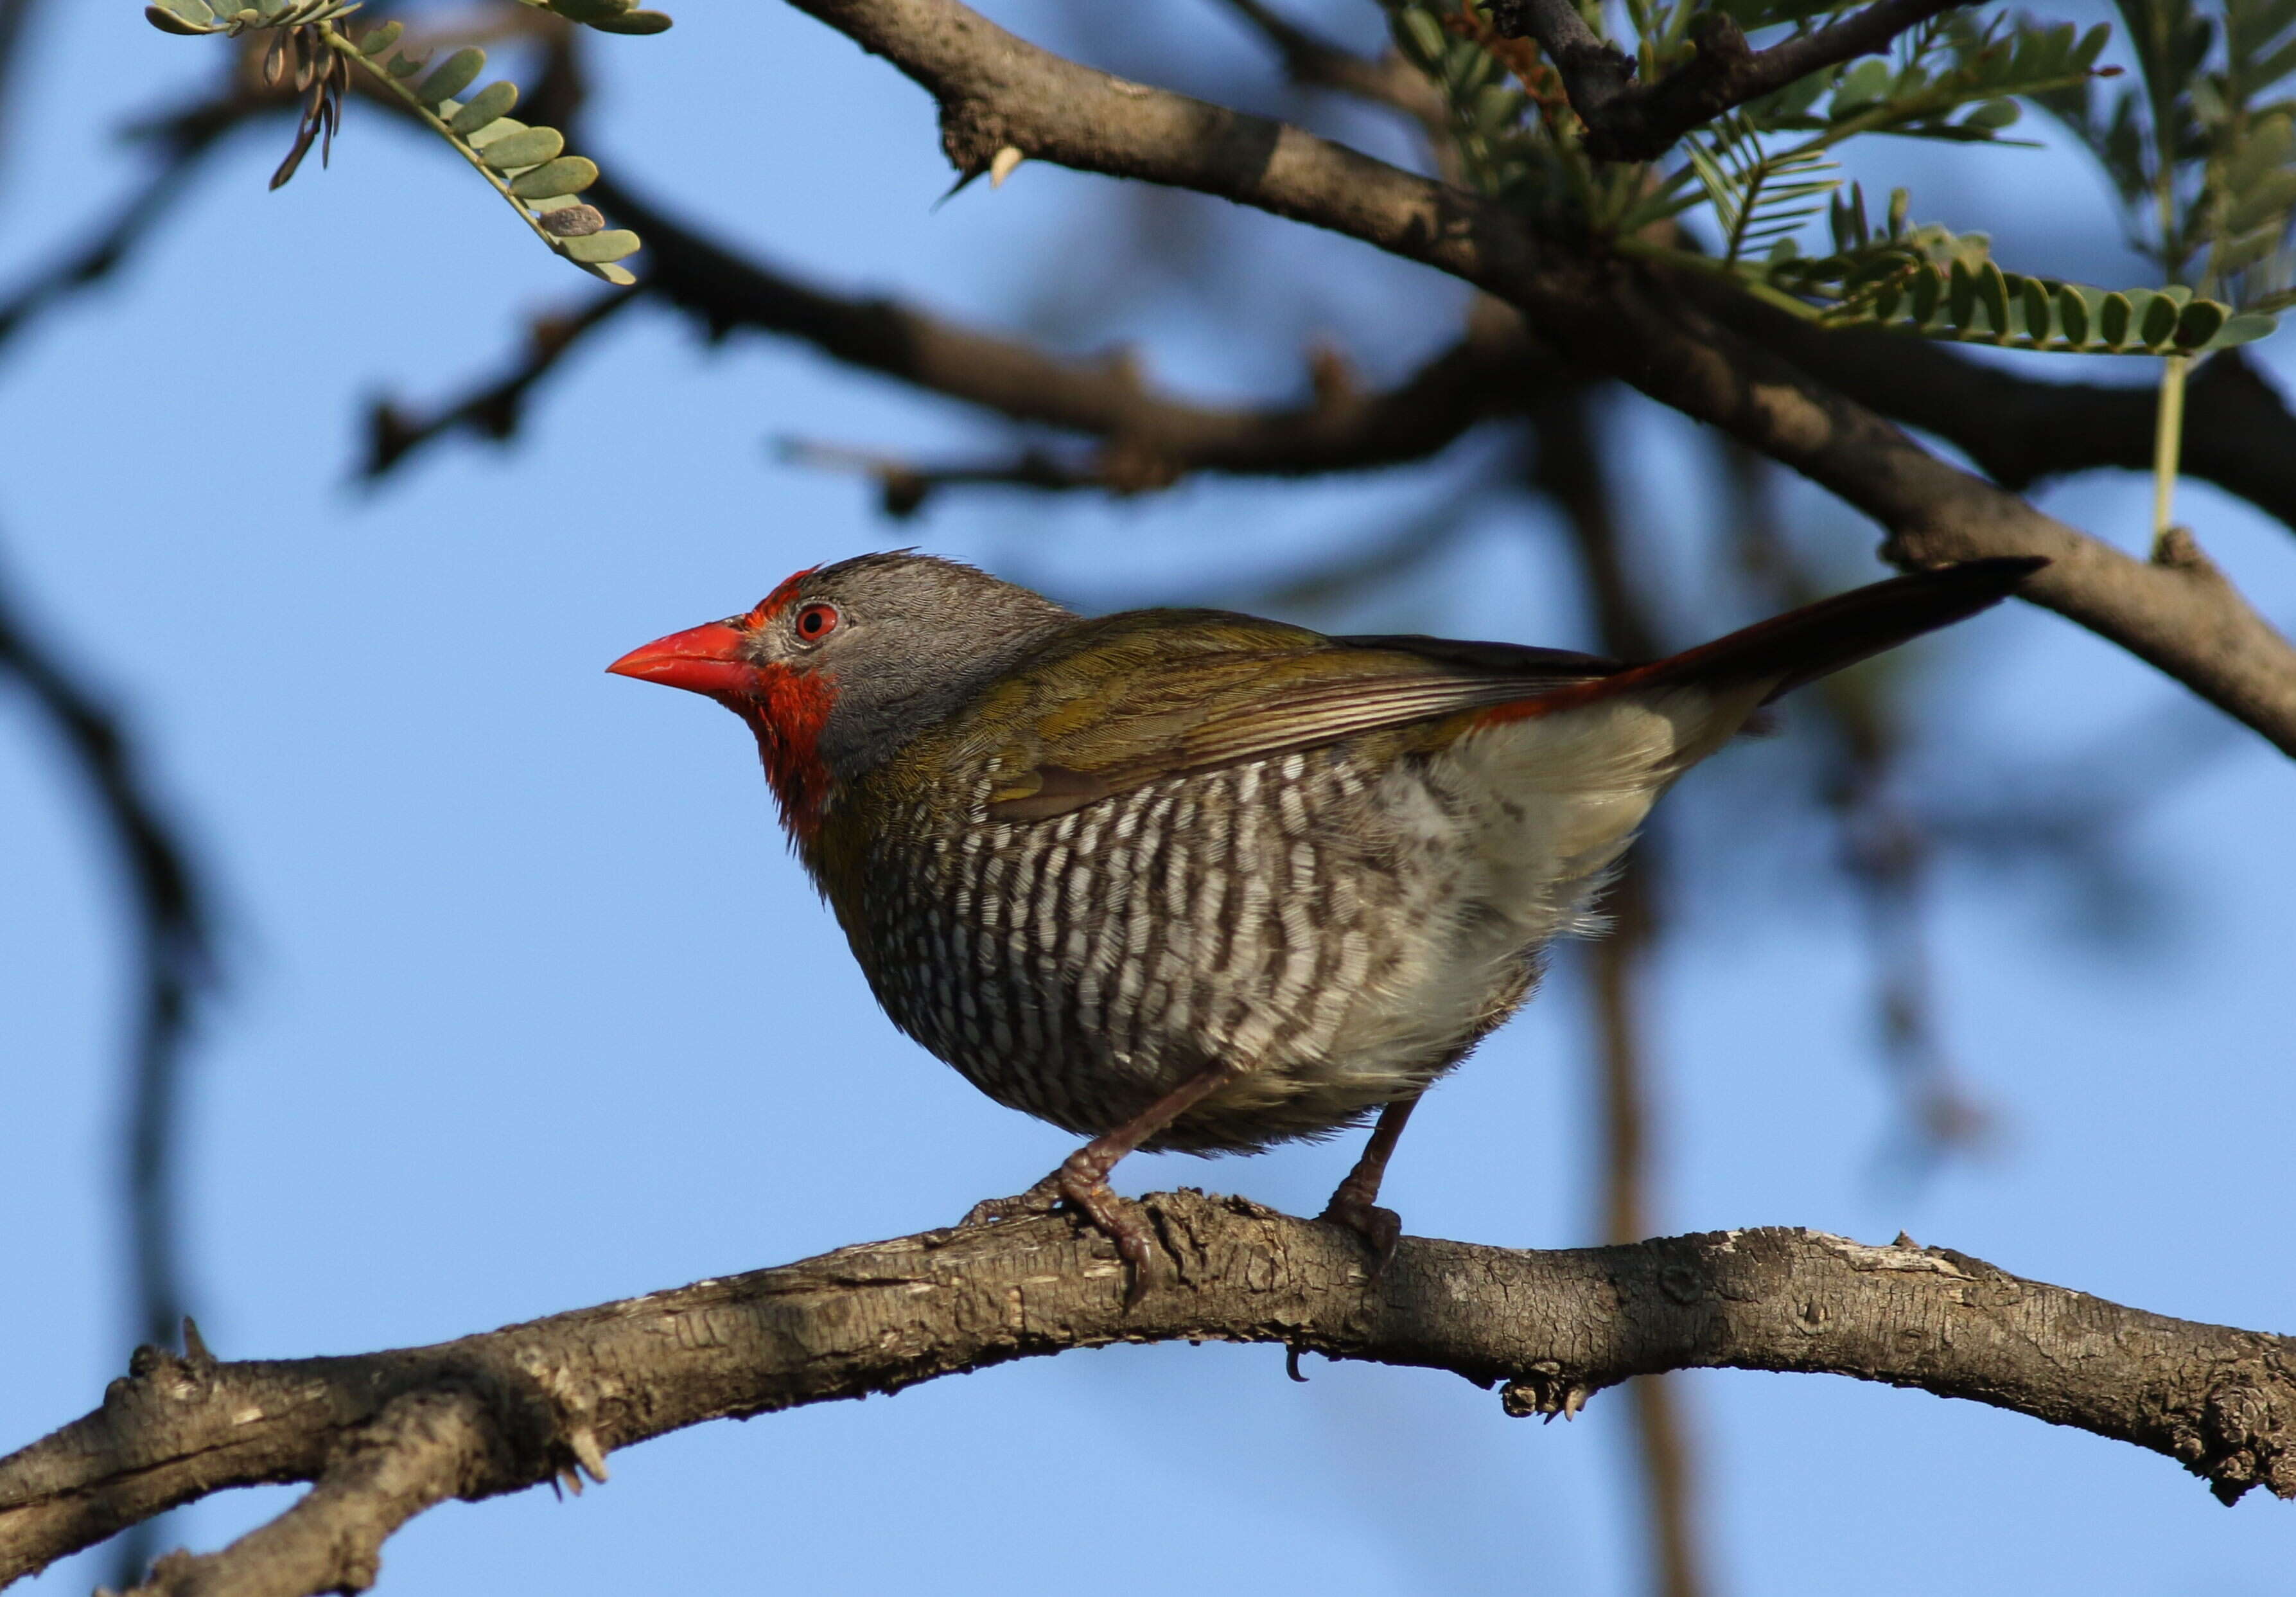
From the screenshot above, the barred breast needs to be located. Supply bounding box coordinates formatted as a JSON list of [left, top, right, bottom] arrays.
[[847, 742, 1544, 1154]]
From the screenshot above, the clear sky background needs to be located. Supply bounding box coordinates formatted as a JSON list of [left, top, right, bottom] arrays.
[[3, 3, 2293, 1594]]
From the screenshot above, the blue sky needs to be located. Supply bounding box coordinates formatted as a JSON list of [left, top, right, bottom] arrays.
[[3, 3, 2293, 1594]]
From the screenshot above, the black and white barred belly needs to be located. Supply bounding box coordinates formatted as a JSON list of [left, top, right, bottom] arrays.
[[850, 745, 1538, 1153]]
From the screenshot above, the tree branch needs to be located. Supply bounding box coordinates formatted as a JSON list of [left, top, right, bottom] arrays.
[[374, 173, 1567, 487], [769, 0, 2296, 756], [1485, 0, 1975, 161], [1686, 287, 2296, 527], [1212, 0, 1450, 136], [4, 1194, 2289, 1596]]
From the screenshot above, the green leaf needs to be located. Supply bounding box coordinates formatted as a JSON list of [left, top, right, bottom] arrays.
[[509, 156, 600, 199], [2099, 292, 2133, 346], [145, 3, 213, 33], [2139, 290, 2183, 346], [1976, 260, 2011, 333], [449, 82, 520, 136], [548, 0, 634, 18], [2175, 298, 2229, 346], [561, 229, 641, 263], [2019, 274, 2055, 339], [2058, 284, 2091, 342], [359, 19, 402, 55], [476, 125, 563, 168], [146, 0, 216, 30], [1398, 6, 1448, 67], [416, 48, 487, 109], [591, 10, 673, 31]]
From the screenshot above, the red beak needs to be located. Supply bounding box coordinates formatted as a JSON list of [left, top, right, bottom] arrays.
[[606, 621, 760, 698]]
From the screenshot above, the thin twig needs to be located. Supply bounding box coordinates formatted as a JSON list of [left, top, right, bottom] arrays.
[[1486, 0, 1977, 161]]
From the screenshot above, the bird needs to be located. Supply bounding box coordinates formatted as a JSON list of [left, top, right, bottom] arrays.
[[609, 549, 2042, 1296]]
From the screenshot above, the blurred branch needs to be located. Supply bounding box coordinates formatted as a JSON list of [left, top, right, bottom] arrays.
[[374, 173, 1567, 488], [1484, 0, 1976, 161], [766, 0, 2296, 755], [0, 562, 219, 1348], [775, 437, 1120, 515], [6, 1195, 2292, 1596], [364, 288, 635, 479], [1533, 394, 1708, 1597], [1213, 0, 1450, 136], [0, 101, 237, 351], [1719, 443, 1996, 1172]]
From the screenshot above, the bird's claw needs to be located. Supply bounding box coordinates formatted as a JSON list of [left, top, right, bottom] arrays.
[[961, 1161, 1157, 1308], [1319, 1192, 1403, 1278], [958, 1179, 1062, 1230]]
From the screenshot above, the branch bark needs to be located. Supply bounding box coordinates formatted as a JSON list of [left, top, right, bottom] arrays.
[[1485, 0, 1976, 161], [4, 1195, 2290, 1596], [771, 0, 2296, 757]]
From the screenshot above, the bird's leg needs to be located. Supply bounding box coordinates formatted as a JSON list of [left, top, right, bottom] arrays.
[[1319, 1095, 1420, 1273], [961, 1061, 1244, 1305]]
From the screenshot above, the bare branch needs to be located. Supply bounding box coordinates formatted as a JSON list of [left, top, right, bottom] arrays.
[[1485, 0, 1976, 161], [363, 289, 636, 479], [0, 565, 221, 1318], [378, 175, 1566, 488], [5, 1195, 2291, 1595]]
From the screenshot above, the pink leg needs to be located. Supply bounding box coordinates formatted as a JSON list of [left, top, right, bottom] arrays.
[[963, 1061, 1243, 1305], [1319, 1095, 1420, 1271]]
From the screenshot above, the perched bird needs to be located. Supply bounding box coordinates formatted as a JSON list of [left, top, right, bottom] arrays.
[[610, 550, 2041, 1293]]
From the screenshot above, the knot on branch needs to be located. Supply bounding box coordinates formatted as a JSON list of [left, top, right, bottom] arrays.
[[1500, 1360, 1600, 1420], [2175, 1383, 2296, 1505], [938, 101, 1020, 182]]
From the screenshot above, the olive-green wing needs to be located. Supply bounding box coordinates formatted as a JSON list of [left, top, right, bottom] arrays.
[[974, 610, 1617, 823]]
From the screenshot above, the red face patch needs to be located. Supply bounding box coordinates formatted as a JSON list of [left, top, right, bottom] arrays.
[[743, 663, 837, 841], [749, 565, 821, 628]]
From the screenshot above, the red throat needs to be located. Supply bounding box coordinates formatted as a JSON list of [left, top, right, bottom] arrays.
[[741, 667, 837, 840], [607, 609, 839, 840]]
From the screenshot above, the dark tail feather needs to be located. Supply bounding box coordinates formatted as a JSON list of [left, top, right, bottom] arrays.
[[1638, 556, 2045, 703]]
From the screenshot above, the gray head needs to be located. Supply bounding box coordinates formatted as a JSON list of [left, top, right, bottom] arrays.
[[609, 551, 1076, 825]]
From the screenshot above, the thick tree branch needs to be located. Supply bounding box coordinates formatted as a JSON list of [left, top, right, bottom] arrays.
[[771, 0, 2296, 755], [4, 1196, 2290, 1596], [1485, 0, 1974, 161]]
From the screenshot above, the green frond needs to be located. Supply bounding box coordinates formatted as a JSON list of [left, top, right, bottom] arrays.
[[1768, 223, 2273, 352], [1685, 114, 1840, 263], [346, 31, 640, 284], [145, 3, 648, 283]]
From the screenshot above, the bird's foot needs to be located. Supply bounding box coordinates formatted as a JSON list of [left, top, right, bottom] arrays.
[[961, 1152, 1157, 1308], [1318, 1190, 1403, 1278], [958, 1179, 1062, 1230]]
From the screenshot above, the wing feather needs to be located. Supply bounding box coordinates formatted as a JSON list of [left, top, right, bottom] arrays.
[[976, 615, 1617, 824]]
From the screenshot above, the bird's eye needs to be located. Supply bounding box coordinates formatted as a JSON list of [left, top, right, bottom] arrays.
[[793, 602, 841, 643]]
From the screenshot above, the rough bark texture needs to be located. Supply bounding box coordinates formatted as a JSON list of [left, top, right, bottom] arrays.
[[3, 1196, 2289, 1597], [771, 0, 2296, 757]]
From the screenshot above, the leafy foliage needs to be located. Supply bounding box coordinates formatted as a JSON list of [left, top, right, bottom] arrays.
[[143, 0, 655, 283], [2035, 0, 2296, 311], [1773, 185, 2271, 351], [1380, 0, 2277, 353]]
